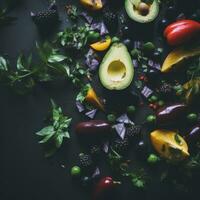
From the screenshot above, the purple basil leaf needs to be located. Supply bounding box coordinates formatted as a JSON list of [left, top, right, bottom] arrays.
[[141, 86, 153, 98], [113, 123, 126, 140], [116, 114, 133, 124], [132, 59, 139, 68], [80, 12, 93, 24], [76, 101, 85, 112], [85, 109, 97, 119], [91, 22, 109, 35], [85, 49, 99, 71], [92, 167, 100, 178], [148, 60, 154, 67]]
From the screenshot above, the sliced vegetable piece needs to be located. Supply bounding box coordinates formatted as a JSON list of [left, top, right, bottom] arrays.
[[80, 0, 103, 11], [161, 46, 200, 73], [150, 129, 189, 161], [76, 84, 104, 111], [90, 36, 111, 51]]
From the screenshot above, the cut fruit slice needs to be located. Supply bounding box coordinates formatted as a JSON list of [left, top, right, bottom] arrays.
[[161, 46, 200, 73], [150, 129, 189, 161], [80, 0, 103, 11], [90, 37, 111, 51]]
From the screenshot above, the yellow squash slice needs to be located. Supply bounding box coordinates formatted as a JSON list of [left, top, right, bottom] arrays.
[[150, 129, 189, 161], [161, 46, 200, 73], [80, 0, 103, 11]]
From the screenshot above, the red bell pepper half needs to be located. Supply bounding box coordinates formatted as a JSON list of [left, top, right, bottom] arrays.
[[164, 20, 200, 46]]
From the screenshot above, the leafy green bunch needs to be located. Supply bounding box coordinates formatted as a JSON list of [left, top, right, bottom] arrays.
[[36, 100, 72, 157]]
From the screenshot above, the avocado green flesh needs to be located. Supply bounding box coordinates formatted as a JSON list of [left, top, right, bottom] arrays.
[[125, 0, 159, 23], [99, 43, 134, 90]]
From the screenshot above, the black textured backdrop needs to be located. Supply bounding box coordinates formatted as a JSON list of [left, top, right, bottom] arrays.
[[0, 1, 196, 200]]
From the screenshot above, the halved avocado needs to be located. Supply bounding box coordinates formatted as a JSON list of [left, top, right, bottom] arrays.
[[99, 43, 134, 90], [125, 0, 159, 23]]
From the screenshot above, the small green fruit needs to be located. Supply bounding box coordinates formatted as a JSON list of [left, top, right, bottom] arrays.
[[149, 95, 158, 102], [127, 105, 136, 114], [158, 100, 164, 107], [107, 114, 116, 123], [147, 154, 160, 164], [146, 115, 156, 123], [131, 49, 140, 58], [143, 42, 155, 54], [112, 36, 120, 43], [187, 113, 198, 122], [70, 166, 81, 177]]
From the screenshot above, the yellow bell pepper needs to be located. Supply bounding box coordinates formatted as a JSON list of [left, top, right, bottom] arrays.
[[90, 37, 111, 52], [150, 129, 189, 161], [80, 0, 103, 11], [161, 46, 200, 73]]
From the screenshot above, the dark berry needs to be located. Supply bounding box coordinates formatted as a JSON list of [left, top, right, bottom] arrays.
[[79, 153, 93, 169], [159, 82, 173, 97], [103, 7, 118, 32], [90, 145, 101, 157], [113, 137, 129, 153], [31, 7, 58, 26], [126, 125, 142, 141]]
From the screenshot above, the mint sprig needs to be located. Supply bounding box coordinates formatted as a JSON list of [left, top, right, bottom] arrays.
[[36, 99, 72, 157]]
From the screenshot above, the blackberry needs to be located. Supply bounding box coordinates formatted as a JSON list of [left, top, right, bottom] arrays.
[[126, 125, 142, 140], [31, 2, 58, 26], [79, 153, 93, 169], [103, 7, 118, 31], [113, 137, 129, 153], [90, 145, 101, 157], [159, 82, 173, 96]]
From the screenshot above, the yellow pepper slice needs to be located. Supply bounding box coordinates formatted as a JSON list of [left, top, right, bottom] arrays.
[[80, 0, 103, 11], [161, 46, 200, 73], [150, 129, 189, 161], [90, 37, 111, 52]]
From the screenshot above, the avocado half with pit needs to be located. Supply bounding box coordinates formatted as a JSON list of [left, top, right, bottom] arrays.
[[99, 43, 134, 90], [125, 0, 159, 23]]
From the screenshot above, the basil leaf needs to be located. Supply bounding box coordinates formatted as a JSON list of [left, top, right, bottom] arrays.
[[48, 54, 67, 63], [36, 126, 54, 136], [0, 56, 8, 71]]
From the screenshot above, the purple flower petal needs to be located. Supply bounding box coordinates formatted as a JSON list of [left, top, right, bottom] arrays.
[[80, 12, 93, 24], [91, 22, 109, 35], [153, 62, 161, 70], [148, 60, 154, 67], [134, 41, 143, 49], [141, 86, 153, 98], [76, 101, 85, 112], [116, 114, 133, 124], [85, 109, 97, 119], [85, 49, 99, 71], [102, 141, 109, 153], [133, 59, 139, 68], [113, 123, 126, 140], [92, 167, 100, 178]]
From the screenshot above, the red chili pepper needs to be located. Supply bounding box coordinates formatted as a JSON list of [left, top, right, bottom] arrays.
[[164, 20, 200, 46]]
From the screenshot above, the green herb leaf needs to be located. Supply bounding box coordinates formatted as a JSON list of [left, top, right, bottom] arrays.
[[35, 99, 72, 157]]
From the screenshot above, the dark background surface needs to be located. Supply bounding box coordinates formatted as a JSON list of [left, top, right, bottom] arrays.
[[0, 1, 196, 200]]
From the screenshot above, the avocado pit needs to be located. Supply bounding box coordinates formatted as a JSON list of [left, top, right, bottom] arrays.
[[138, 2, 150, 16], [107, 61, 126, 82]]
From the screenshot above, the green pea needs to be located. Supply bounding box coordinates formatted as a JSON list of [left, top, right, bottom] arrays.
[[112, 36, 120, 43], [146, 115, 156, 123], [70, 166, 81, 177], [131, 49, 140, 58], [87, 31, 100, 42], [143, 42, 155, 54], [158, 100, 165, 107], [187, 113, 198, 122], [147, 154, 160, 164], [127, 105, 136, 114], [176, 88, 183, 96], [107, 114, 116, 123], [150, 95, 158, 102]]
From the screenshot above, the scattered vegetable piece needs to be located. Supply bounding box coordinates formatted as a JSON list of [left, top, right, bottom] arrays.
[[164, 20, 200, 46], [90, 36, 111, 51], [150, 129, 189, 161], [80, 0, 103, 11]]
